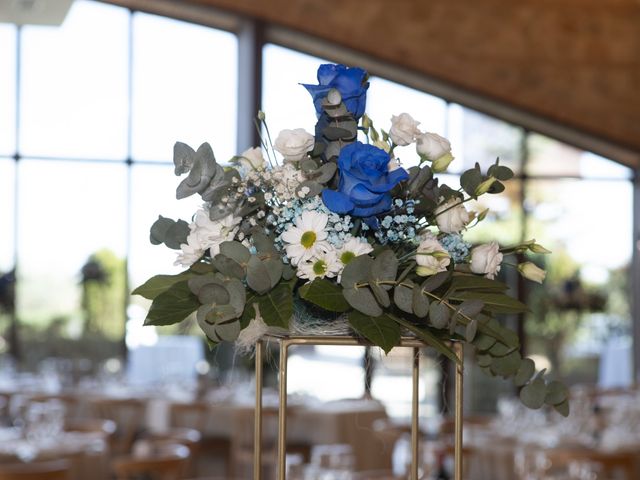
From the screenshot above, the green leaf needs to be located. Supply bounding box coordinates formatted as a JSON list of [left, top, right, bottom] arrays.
[[460, 169, 482, 197], [343, 287, 383, 317], [457, 299, 485, 318], [299, 279, 351, 312], [477, 353, 492, 367], [132, 271, 197, 300], [449, 292, 529, 314], [197, 282, 230, 305], [219, 241, 251, 264], [264, 258, 284, 288], [390, 315, 460, 365], [545, 381, 569, 406], [520, 377, 547, 409], [429, 302, 450, 329], [348, 311, 401, 354], [490, 350, 521, 377], [246, 256, 272, 294], [369, 282, 391, 307], [340, 255, 374, 288], [213, 254, 245, 279], [514, 358, 535, 387], [472, 333, 497, 351], [449, 275, 509, 292], [164, 219, 190, 249], [257, 283, 293, 329], [393, 281, 415, 314], [412, 285, 430, 317], [554, 399, 570, 417], [149, 216, 174, 245], [370, 250, 398, 289], [465, 319, 478, 342], [420, 271, 450, 293], [144, 281, 199, 326]]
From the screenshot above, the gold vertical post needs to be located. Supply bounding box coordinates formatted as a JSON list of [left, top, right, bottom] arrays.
[[277, 339, 289, 480], [411, 347, 420, 480], [254, 340, 263, 480], [454, 342, 464, 480]]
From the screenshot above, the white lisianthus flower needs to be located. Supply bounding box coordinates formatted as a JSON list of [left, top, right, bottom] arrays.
[[190, 209, 241, 257], [434, 197, 470, 234], [416, 132, 452, 170], [274, 128, 315, 162], [238, 146, 265, 171], [415, 233, 451, 276], [175, 232, 205, 267], [518, 262, 546, 283], [281, 210, 330, 265], [470, 241, 503, 279], [297, 248, 341, 281], [389, 113, 421, 146]]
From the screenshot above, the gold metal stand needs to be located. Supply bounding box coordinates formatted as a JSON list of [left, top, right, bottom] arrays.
[[253, 335, 464, 480]]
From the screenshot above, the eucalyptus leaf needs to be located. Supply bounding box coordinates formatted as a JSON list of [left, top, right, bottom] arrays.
[[477, 353, 492, 368], [314, 162, 337, 184], [197, 282, 230, 306], [545, 381, 569, 406], [457, 299, 485, 318], [246, 256, 272, 294], [213, 255, 245, 279], [514, 358, 536, 387], [465, 319, 478, 342], [370, 250, 398, 289], [393, 281, 415, 314], [412, 285, 430, 317], [472, 333, 497, 351], [421, 271, 451, 293], [343, 287, 383, 317], [429, 302, 450, 329], [449, 275, 509, 292], [264, 258, 284, 288], [520, 377, 547, 409], [554, 399, 570, 417], [163, 219, 190, 250], [149, 216, 175, 246], [219, 241, 251, 264], [369, 282, 391, 307], [490, 350, 522, 377], [340, 255, 374, 288], [450, 292, 529, 314]]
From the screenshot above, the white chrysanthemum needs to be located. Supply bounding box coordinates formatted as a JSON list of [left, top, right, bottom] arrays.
[[336, 237, 373, 267], [281, 210, 330, 265], [190, 209, 241, 258], [175, 232, 205, 267], [297, 248, 341, 281]]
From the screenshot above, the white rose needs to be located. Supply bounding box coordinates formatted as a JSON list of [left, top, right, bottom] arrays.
[[238, 147, 265, 171], [274, 128, 315, 162], [389, 113, 421, 146], [416, 132, 451, 161], [415, 234, 451, 276], [470, 242, 503, 279], [518, 262, 546, 283], [434, 197, 470, 234]]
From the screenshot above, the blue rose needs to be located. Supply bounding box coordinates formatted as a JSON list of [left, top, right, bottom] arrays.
[[322, 142, 409, 226], [303, 64, 369, 119]]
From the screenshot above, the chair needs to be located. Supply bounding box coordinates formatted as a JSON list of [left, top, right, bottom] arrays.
[[0, 460, 71, 480], [141, 428, 202, 476], [112, 443, 190, 480], [90, 397, 146, 455], [65, 418, 117, 437]]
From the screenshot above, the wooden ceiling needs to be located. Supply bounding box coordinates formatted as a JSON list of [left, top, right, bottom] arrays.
[[108, 0, 640, 165]]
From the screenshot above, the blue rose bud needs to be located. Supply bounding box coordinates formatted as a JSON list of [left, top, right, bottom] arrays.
[[302, 64, 369, 119], [321, 142, 409, 228]]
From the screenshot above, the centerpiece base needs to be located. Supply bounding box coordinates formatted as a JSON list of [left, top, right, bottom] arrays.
[[253, 334, 464, 480]]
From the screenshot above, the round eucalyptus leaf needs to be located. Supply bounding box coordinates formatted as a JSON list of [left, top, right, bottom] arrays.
[[323, 127, 354, 141], [369, 282, 390, 308], [246, 256, 272, 294], [465, 319, 478, 342], [393, 281, 415, 314], [477, 353, 492, 368], [213, 255, 245, 280], [490, 350, 521, 377], [514, 358, 536, 387], [301, 159, 319, 173], [340, 255, 374, 288], [458, 299, 485, 318], [370, 250, 398, 289], [472, 333, 497, 352], [429, 302, 450, 329], [282, 264, 295, 281], [343, 287, 383, 317], [520, 377, 546, 409], [545, 380, 569, 406], [314, 162, 337, 184], [324, 142, 342, 161], [213, 319, 242, 342], [187, 274, 216, 296], [220, 241, 251, 264], [489, 341, 512, 357], [264, 258, 284, 288], [412, 286, 430, 318], [223, 278, 246, 316], [197, 283, 230, 306], [553, 399, 570, 417]]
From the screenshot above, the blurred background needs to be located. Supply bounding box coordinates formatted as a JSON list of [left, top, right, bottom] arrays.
[[0, 0, 638, 478]]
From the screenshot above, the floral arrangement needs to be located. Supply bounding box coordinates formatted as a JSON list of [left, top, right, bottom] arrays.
[[134, 64, 568, 415]]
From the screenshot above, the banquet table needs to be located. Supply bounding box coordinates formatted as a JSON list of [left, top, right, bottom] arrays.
[[0, 428, 109, 480]]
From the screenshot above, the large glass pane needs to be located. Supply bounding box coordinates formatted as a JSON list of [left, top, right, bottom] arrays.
[[132, 13, 237, 163], [0, 26, 16, 156], [16, 160, 127, 342], [19, 1, 129, 159], [0, 159, 15, 273], [128, 164, 202, 301], [524, 178, 632, 386], [526, 134, 632, 179], [367, 77, 447, 170], [261, 44, 326, 144], [448, 104, 523, 174]]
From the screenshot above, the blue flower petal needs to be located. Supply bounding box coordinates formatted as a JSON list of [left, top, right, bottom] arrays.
[[349, 183, 386, 207], [322, 189, 354, 214], [351, 194, 392, 217]]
